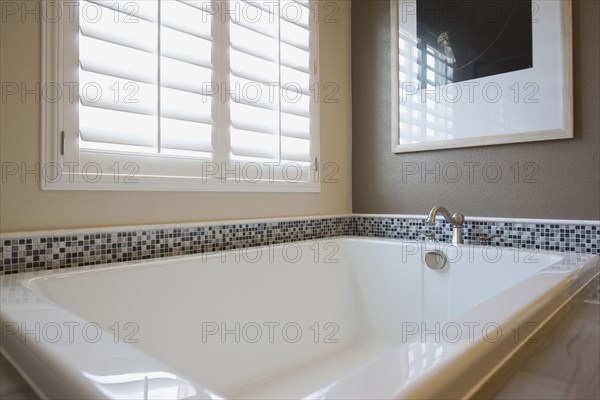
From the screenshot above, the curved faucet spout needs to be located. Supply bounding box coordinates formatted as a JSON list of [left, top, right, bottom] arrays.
[[425, 206, 465, 245], [426, 206, 454, 225]]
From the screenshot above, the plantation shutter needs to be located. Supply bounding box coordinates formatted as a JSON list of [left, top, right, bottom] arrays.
[[228, 0, 313, 165], [78, 0, 214, 157], [73, 0, 317, 186]]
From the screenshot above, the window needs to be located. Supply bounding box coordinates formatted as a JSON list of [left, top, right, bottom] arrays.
[[42, 0, 320, 191]]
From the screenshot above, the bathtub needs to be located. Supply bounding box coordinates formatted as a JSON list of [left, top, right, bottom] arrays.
[[1, 237, 598, 399]]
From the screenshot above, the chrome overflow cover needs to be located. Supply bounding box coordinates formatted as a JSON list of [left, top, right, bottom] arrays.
[[424, 250, 448, 271]]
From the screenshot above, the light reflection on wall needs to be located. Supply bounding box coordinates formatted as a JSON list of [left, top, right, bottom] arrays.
[[398, 29, 455, 144]]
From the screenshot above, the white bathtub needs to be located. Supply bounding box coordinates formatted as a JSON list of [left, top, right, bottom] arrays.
[[1, 238, 598, 399]]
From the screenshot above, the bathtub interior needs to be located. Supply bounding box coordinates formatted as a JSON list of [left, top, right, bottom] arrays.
[[23, 238, 563, 398], [346, 240, 563, 342]]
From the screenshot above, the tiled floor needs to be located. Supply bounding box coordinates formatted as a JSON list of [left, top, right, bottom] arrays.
[[494, 301, 600, 399], [0, 355, 38, 400]]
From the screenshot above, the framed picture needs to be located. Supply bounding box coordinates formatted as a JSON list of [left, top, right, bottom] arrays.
[[391, 0, 573, 153]]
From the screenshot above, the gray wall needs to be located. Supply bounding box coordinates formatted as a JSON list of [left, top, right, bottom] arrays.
[[351, 0, 600, 220]]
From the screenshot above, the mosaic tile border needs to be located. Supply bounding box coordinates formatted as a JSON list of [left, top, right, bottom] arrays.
[[0, 217, 352, 275], [352, 216, 599, 255], [1, 215, 598, 275]]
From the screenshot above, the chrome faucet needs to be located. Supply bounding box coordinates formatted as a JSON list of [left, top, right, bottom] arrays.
[[425, 206, 465, 245]]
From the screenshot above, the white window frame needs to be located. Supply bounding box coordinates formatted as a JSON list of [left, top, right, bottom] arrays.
[[41, 0, 320, 192]]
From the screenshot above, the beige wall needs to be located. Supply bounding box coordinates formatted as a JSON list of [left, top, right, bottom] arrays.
[[352, 0, 600, 221], [0, 1, 352, 233]]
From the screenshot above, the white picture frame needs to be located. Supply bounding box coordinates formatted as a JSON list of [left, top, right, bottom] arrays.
[[391, 0, 573, 153]]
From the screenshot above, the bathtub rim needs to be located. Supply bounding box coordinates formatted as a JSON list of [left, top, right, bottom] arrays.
[[6, 236, 576, 286]]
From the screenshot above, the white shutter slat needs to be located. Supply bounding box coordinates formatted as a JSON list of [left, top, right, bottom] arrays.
[[85, 0, 159, 23], [281, 113, 310, 140], [238, 1, 277, 17], [281, 136, 311, 162], [280, 42, 310, 73], [230, 102, 278, 135], [281, 66, 310, 94], [160, 87, 212, 124], [160, 57, 213, 95], [161, 118, 213, 153], [281, 91, 310, 118], [79, 106, 157, 147], [178, 0, 218, 13], [161, 27, 212, 68], [281, 19, 309, 50], [230, 75, 278, 110], [230, 50, 279, 83], [232, 1, 278, 37], [231, 129, 279, 160], [79, 35, 157, 83], [230, 23, 277, 61], [280, 0, 310, 29], [161, 0, 212, 39], [79, 70, 156, 115], [79, 1, 156, 52]]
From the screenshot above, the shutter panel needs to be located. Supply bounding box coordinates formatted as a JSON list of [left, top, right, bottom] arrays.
[[77, 0, 315, 175], [229, 0, 314, 164], [78, 0, 214, 156], [280, 0, 312, 164], [159, 1, 213, 155], [229, 0, 280, 162], [79, 0, 159, 151]]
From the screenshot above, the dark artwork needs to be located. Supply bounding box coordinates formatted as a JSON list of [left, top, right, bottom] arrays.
[[416, 0, 533, 87]]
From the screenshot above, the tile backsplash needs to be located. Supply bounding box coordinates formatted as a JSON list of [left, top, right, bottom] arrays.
[[0, 217, 352, 274], [352, 216, 598, 254], [1, 215, 598, 275]]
